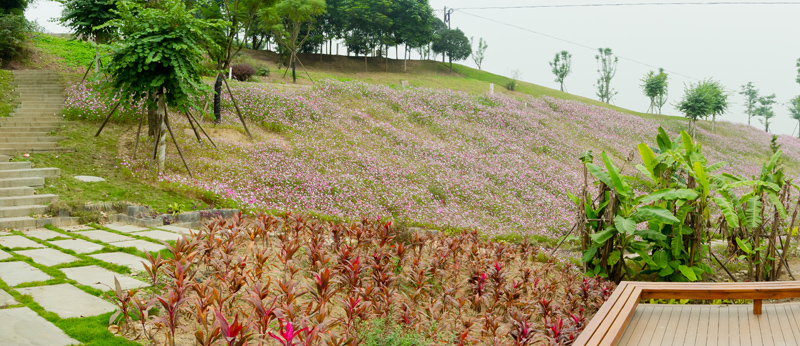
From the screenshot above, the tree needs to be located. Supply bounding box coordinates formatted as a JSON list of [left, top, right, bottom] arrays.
[[655, 88, 668, 114], [470, 36, 487, 70], [0, 13, 31, 64], [390, 0, 435, 73], [677, 79, 727, 137], [432, 27, 470, 72], [640, 68, 668, 114], [58, 0, 118, 72], [100, 0, 219, 172], [263, 0, 326, 83], [755, 93, 777, 133], [0, 0, 29, 14], [739, 82, 759, 125], [342, 0, 392, 71], [199, 0, 269, 123], [549, 50, 571, 92], [594, 47, 617, 103], [788, 95, 800, 138]]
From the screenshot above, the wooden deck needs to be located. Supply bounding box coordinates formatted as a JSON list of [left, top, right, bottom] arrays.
[[617, 303, 800, 346]]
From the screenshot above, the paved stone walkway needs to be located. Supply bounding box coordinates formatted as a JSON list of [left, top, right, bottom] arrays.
[[0, 223, 198, 345]]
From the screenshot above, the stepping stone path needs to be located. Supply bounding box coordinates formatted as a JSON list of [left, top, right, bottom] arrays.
[[0, 307, 79, 346], [0, 235, 45, 249], [77, 230, 133, 243], [0, 262, 51, 286], [0, 223, 188, 343], [61, 265, 149, 291], [0, 289, 16, 307], [15, 248, 78, 266], [49, 238, 104, 253], [158, 224, 199, 235], [0, 70, 69, 231], [18, 284, 115, 318]]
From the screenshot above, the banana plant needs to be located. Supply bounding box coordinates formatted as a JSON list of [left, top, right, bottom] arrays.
[[575, 128, 715, 283]]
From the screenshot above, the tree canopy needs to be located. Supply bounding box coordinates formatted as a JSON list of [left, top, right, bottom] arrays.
[[677, 79, 728, 136], [58, 0, 118, 43], [755, 93, 777, 133], [641, 68, 668, 114], [432, 27, 470, 71], [549, 50, 572, 92], [739, 82, 759, 126]]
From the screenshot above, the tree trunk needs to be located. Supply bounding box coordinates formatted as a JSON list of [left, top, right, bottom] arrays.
[[213, 75, 223, 124], [95, 40, 100, 73], [147, 93, 159, 137], [156, 90, 167, 173], [365, 55, 368, 73], [712, 114, 716, 133], [560, 81, 564, 92], [292, 61, 296, 83]]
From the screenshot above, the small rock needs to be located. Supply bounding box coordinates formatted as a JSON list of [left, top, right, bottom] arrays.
[[74, 175, 106, 182]]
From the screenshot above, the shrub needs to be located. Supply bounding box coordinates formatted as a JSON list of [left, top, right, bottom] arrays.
[[506, 79, 518, 91], [0, 14, 31, 64], [257, 65, 270, 76], [231, 63, 256, 81], [362, 319, 427, 346]]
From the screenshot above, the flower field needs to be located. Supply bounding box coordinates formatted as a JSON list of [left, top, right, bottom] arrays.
[[64, 80, 800, 239]]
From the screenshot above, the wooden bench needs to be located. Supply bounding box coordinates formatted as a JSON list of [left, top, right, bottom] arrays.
[[572, 281, 800, 346]]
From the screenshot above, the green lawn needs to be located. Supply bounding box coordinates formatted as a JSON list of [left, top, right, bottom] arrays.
[[0, 70, 15, 117]]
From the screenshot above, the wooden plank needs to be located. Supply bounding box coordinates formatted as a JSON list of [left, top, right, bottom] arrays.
[[586, 284, 637, 345], [683, 306, 701, 346], [648, 305, 673, 346], [617, 305, 648, 346], [728, 305, 740, 346], [758, 305, 776, 346], [633, 304, 664, 346], [775, 304, 795, 346], [749, 304, 764, 346], [786, 304, 800, 343], [573, 282, 629, 346], [661, 305, 684, 346], [707, 304, 720, 346], [599, 286, 642, 346], [694, 305, 711, 346], [738, 305, 751, 346], [622, 304, 654, 346]]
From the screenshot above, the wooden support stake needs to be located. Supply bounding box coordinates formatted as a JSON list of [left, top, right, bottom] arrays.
[[164, 105, 193, 178], [183, 108, 202, 143], [754, 299, 762, 314], [186, 109, 217, 149], [221, 76, 253, 140], [95, 100, 122, 137], [80, 59, 95, 84], [295, 56, 315, 84], [132, 110, 144, 160]]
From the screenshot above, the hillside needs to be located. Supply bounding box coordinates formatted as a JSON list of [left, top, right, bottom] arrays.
[[8, 34, 799, 240]]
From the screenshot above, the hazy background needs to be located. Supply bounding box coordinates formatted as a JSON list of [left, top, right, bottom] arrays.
[[25, 0, 800, 136]]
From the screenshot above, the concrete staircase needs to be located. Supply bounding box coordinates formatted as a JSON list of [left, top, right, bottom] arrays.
[[0, 70, 73, 230]]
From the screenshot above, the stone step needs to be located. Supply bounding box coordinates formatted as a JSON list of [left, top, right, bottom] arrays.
[[0, 205, 48, 218], [0, 143, 61, 150], [9, 112, 63, 117], [0, 177, 45, 188], [0, 148, 13, 156], [17, 104, 64, 109], [0, 168, 59, 179], [0, 155, 8, 162], [0, 126, 63, 132], [0, 187, 35, 197], [0, 137, 64, 143], [0, 162, 32, 170], [17, 97, 64, 102], [0, 216, 36, 229], [0, 131, 55, 137], [0, 121, 67, 128], [0, 194, 57, 207]]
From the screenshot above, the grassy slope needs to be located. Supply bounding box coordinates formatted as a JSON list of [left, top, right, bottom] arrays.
[[0, 70, 15, 117]]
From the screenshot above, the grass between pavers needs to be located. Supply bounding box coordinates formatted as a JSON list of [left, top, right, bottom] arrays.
[[15, 121, 207, 214], [0, 231, 144, 345], [0, 69, 16, 118]]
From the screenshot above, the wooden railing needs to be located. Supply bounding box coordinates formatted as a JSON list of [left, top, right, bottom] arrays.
[[572, 281, 800, 346]]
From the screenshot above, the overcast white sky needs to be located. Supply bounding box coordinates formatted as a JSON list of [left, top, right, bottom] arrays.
[[25, 0, 800, 136]]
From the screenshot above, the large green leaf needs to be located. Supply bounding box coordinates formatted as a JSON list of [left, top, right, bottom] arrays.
[[582, 245, 600, 262], [671, 230, 684, 257], [707, 162, 727, 172], [638, 143, 657, 177], [590, 229, 616, 243], [764, 150, 782, 174], [602, 152, 629, 197], [636, 229, 667, 241], [680, 131, 694, 153], [634, 206, 679, 224], [712, 196, 739, 228], [656, 127, 672, 152], [653, 250, 669, 268], [586, 163, 612, 188], [744, 196, 763, 229], [693, 161, 709, 196], [678, 265, 698, 281], [724, 180, 781, 193], [608, 250, 621, 266], [614, 215, 637, 235], [640, 189, 700, 204], [736, 237, 752, 254], [766, 191, 787, 219]]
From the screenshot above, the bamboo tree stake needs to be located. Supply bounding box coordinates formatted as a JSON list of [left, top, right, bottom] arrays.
[[132, 110, 144, 160], [95, 100, 122, 137], [294, 55, 315, 84], [182, 108, 202, 143], [80, 59, 95, 84], [220, 75, 253, 140], [164, 104, 193, 178], [185, 109, 217, 149]]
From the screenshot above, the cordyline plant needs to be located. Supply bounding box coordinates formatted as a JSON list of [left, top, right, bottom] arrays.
[[574, 127, 799, 283], [119, 213, 612, 346]]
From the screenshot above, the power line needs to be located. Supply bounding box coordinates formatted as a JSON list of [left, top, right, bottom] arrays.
[[456, 10, 707, 84], [454, 2, 800, 10]]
